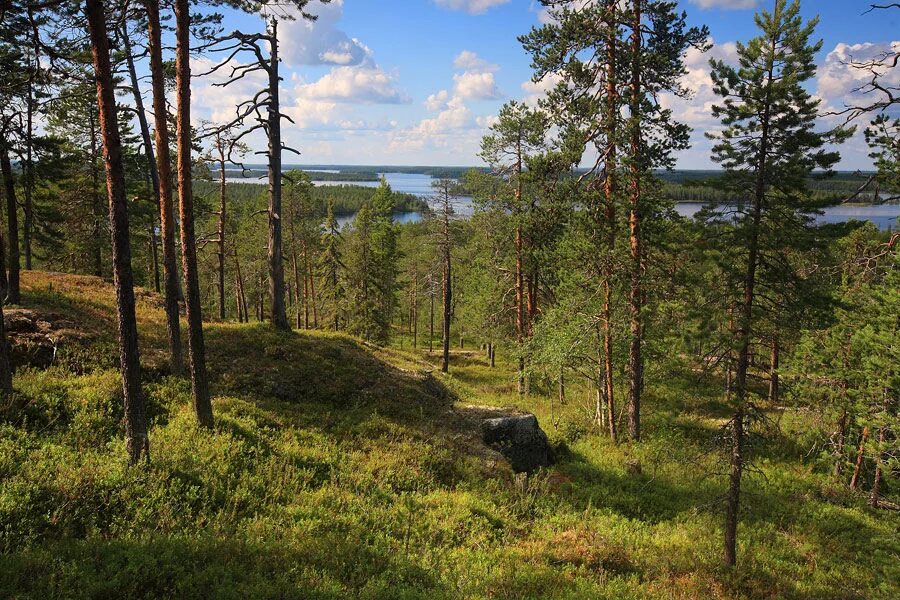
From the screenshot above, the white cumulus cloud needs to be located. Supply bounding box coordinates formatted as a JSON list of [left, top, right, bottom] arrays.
[[453, 71, 501, 100], [425, 89, 451, 111], [280, 1, 370, 67], [294, 61, 409, 104], [453, 50, 498, 73]]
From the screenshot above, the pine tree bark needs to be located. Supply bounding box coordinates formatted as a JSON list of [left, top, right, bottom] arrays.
[[174, 0, 213, 428], [441, 195, 452, 373], [234, 243, 247, 323], [850, 425, 868, 490], [122, 23, 161, 293], [515, 223, 525, 394], [626, 0, 643, 442], [87, 109, 103, 277], [145, 0, 183, 375], [442, 260, 451, 374], [0, 145, 21, 304], [601, 0, 618, 443], [0, 291, 11, 398], [23, 80, 33, 271], [0, 231, 12, 397], [86, 0, 148, 463], [767, 338, 779, 404], [429, 286, 435, 353]]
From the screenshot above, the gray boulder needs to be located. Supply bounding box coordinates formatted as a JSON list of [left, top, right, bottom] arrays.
[[481, 414, 552, 473]]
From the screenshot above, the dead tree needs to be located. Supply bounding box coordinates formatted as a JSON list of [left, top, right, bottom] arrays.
[[202, 122, 247, 321], [201, 15, 310, 331]]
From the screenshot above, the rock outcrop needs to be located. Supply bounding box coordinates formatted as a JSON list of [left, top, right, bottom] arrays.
[[4, 309, 81, 369], [481, 414, 552, 473]]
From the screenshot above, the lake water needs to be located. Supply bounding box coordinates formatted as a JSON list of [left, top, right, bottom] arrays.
[[674, 202, 900, 230], [225, 172, 900, 231]]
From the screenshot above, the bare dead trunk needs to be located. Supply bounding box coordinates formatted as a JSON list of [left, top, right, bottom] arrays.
[[218, 152, 227, 320], [146, 0, 183, 375], [87, 0, 148, 463], [267, 19, 289, 331], [175, 0, 212, 428]]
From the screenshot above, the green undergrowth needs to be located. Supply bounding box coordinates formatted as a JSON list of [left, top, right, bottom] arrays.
[[0, 273, 897, 599]]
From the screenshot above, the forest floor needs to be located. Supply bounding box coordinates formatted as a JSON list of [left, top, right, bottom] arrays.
[[0, 272, 897, 599]]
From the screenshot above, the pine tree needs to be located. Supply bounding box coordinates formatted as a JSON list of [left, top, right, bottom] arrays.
[[346, 203, 381, 342], [319, 200, 345, 332], [704, 0, 851, 566], [174, 0, 213, 428], [86, 0, 149, 463], [479, 101, 548, 394]]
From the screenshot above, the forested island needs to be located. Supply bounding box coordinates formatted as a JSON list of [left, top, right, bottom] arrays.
[[0, 0, 897, 599]]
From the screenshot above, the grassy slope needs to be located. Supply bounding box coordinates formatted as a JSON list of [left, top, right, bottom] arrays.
[[1, 272, 897, 599]]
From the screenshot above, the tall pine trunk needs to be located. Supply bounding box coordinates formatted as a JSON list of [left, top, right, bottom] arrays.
[[87, 109, 104, 277], [725, 48, 773, 570], [145, 0, 183, 375], [121, 20, 161, 293], [601, 0, 618, 443], [626, 0, 643, 442], [175, 0, 213, 428], [86, 0, 148, 463]]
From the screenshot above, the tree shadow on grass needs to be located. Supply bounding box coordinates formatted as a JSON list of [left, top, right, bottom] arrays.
[[0, 534, 451, 600], [204, 324, 454, 429], [552, 447, 722, 524]]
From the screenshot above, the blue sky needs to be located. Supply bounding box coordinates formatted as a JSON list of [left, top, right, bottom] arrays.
[[190, 0, 900, 169]]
